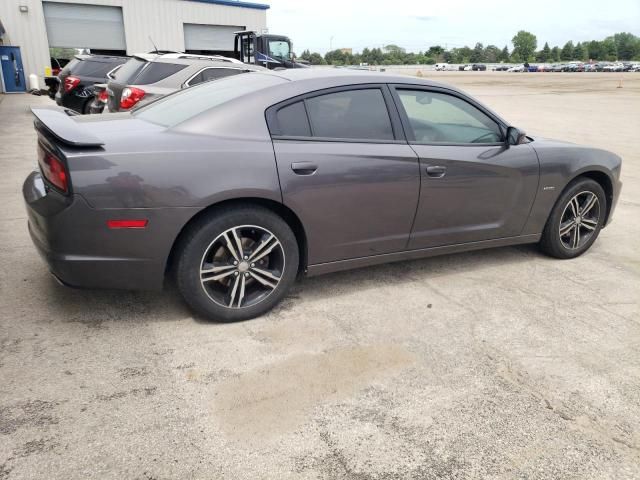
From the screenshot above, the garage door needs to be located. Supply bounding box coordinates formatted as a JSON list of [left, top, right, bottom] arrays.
[[43, 2, 126, 50], [184, 24, 243, 51]]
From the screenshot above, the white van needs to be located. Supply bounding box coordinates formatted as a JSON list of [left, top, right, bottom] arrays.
[[434, 63, 449, 71]]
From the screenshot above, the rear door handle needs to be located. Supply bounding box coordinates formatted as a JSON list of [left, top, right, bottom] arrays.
[[291, 162, 318, 175], [426, 165, 447, 178]]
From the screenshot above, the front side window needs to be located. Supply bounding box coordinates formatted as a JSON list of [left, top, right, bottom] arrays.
[[305, 89, 394, 141], [396, 89, 502, 144]]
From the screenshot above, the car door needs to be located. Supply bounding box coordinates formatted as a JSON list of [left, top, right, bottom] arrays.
[[390, 86, 539, 249], [268, 85, 421, 265]]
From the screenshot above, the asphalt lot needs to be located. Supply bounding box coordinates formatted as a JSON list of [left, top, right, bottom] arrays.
[[1, 72, 639, 479]]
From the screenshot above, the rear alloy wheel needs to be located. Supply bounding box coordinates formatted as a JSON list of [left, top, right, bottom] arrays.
[[199, 225, 285, 309], [540, 178, 606, 259], [176, 206, 299, 322]]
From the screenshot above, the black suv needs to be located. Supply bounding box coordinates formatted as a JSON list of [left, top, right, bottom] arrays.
[[55, 55, 128, 114]]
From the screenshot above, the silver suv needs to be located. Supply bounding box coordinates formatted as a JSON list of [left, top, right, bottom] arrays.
[[103, 53, 266, 112]]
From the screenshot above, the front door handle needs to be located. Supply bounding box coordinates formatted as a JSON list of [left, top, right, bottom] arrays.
[[426, 165, 447, 178], [291, 162, 318, 175]]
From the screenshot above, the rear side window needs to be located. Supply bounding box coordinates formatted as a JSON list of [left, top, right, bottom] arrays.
[[133, 62, 187, 85], [305, 89, 394, 140], [273, 101, 311, 136], [113, 58, 147, 82], [187, 68, 245, 86]]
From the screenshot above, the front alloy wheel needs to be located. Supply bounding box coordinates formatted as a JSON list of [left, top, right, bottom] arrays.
[[540, 177, 606, 259], [558, 191, 600, 250]]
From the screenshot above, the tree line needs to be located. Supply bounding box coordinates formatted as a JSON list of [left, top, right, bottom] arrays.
[[298, 31, 640, 66]]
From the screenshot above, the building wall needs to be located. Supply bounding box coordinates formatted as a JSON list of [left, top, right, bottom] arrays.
[[0, 0, 267, 91]]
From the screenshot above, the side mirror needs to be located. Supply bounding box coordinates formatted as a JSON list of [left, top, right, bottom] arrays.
[[506, 126, 527, 146]]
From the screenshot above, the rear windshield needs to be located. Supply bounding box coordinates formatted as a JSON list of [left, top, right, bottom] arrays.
[[60, 58, 80, 75], [72, 59, 124, 78], [113, 57, 147, 83], [132, 62, 187, 85], [133, 72, 285, 127]]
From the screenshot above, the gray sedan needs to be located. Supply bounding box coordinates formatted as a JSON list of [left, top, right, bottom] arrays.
[[23, 70, 622, 321]]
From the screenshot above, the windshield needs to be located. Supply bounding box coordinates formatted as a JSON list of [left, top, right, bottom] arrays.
[[268, 40, 290, 60], [133, 72, 285, 127]]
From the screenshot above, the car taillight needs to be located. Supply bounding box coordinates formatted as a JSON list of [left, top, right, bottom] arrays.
[[98, 89, 108, 103], [120, 87, 145, 109], [64, 76, 80, 93], [38, 143, 69, 193]]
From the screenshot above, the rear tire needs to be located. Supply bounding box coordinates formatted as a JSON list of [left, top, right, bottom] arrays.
[[539, 178, 606, 259], [175, 206, 299, 322]]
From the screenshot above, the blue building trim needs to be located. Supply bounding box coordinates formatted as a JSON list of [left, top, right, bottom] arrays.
[[185, 0, 270, 10]]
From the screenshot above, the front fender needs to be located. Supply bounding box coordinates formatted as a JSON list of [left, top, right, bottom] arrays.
[[521, 139, 621, 235]]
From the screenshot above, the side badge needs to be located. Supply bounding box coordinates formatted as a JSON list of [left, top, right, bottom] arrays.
[[543, 186, 556, 191]]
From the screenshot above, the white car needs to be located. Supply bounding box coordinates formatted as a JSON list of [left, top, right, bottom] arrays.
[[603, 63, 624, 72], [507, 65, 525, 72], [434, 63, 448, 71], [463, 65, 473, 71]]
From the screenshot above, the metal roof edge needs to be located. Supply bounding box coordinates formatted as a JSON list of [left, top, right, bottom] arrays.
[[184, 0, 270, 10]]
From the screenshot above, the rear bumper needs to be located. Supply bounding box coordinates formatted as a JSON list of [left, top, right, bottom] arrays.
[[23, 171, 174, 290]]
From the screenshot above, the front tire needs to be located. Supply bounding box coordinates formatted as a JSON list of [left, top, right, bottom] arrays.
[[539, 178, 606, 259], [176, 206, 299, 322]]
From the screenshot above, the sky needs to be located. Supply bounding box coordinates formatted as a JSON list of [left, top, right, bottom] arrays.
[[266, 0, 640, 54]]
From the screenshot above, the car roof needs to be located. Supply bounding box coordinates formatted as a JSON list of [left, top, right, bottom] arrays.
[[133, 52, 244, 65], [265, 67, 456, 90]]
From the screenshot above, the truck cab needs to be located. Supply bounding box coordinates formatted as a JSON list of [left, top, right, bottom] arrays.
[[234, 31, 305, 69]]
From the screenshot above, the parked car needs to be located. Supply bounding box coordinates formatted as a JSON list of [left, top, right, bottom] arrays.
[[527, 65, 539, 72], [472, 64, 487, 71], [458, 64, 468, 71], [493, 65, 509, 71], [24, 69, 622, 321], [105, 53, 263, 113], [549, 64, 565, 72], [55, 55, 128, 114], [507, 65, 525, 72], [563, 63, 585, 72], [434, 63, 449, 71], [602, 63, 623, 72]]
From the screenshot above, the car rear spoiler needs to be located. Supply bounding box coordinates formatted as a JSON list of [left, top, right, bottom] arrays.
[[31, 108, 104, 147]]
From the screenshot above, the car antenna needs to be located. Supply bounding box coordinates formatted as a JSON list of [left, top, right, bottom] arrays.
[[149, 36, 159, 55]]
